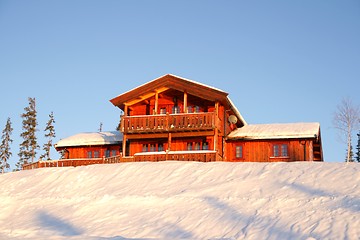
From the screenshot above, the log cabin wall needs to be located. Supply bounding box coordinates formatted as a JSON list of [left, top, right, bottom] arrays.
[[226, 139, 318, 162]]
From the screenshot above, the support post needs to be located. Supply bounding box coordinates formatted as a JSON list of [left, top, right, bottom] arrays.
[[214, 101, 219, 158], [168, 132, 172, 151], [183, 91, 188, 113], [155, 92, 159, 115]]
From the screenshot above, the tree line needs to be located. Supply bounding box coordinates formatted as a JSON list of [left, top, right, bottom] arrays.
[[0, 97, 56, 173]]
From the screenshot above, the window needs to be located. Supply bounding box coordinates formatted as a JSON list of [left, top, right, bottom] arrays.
[[105, 150, 110, 158], [202, 142, 208, 150], [281, 144, 288, 157], [272, 143, 289, 157], [87, 151, 92, 158], [158, 143, 164, 151], [142, 144, 148, 152], [94, 151, 100, 158], [150, 144, 156, 152], [172, 106, 180, 114], [195, 106, 200, 113], [194, 142, 200, 150], [187, 106, 193, 113], [235, 145, 243, 159], [187, 142, 192, 151], [112, 150, 117, 156], [160, 108, 166, 114]]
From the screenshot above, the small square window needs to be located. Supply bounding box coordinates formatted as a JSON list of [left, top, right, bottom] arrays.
[[87, 151, 92, 158], [94, 151, 100, 158], [160, 108, 166, 114], [235, 145, 243, 158]]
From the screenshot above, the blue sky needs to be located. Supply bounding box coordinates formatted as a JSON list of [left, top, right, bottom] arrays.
[[0, 0, 359, 168]]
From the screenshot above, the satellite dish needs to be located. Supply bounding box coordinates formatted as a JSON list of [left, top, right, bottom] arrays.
[[228, 115, 238, 124]]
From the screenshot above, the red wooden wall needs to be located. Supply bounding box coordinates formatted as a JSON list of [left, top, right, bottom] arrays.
[[58, 145, 121, 159], [225, 139, 317, 162]]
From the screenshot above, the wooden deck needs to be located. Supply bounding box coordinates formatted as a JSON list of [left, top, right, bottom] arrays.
[[122, 112, 215, 134], [22, 151, 218, 170]]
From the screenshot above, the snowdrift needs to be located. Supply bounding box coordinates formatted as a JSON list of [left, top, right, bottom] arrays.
[[0, 162, 359, 239]]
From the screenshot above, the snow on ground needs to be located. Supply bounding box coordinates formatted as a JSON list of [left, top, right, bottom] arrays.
[[0, 162, 359, 239]]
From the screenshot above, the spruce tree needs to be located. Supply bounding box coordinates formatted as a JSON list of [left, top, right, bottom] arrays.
[[17, 97, 39, 170], [0, 118, 13, 173], [40, 112, 56, 160], [356, 132, 360, 162]]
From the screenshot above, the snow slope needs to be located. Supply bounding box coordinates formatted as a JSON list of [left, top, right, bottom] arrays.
[[0, 162, 359, 239]]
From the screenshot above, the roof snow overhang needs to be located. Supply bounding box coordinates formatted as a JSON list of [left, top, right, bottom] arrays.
[[226, 122, 320, 140], [110, 74, 247, 126], [54, 131, 123, 149]]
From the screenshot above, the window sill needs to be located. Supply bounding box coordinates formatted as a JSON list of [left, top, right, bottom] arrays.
[[269, 156, 290, 159]]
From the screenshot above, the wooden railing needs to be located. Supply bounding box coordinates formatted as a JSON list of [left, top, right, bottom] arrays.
[[22, 155, 123, 170], [134, 150, 217, 162], [22, 151, 218, 170], [122, 112, 215, 134]]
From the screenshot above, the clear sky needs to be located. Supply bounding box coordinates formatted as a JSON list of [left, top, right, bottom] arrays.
[[0, 0, 359, 168]]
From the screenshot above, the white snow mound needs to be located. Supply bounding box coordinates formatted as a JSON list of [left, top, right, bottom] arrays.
[[0, 162, 359, 239]]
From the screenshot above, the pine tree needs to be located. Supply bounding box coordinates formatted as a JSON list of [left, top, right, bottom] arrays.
[[17, 97, 39, 170], [356, 132, 360, 162], [40, 112, 56, 160], [0, 118, 13, 173]]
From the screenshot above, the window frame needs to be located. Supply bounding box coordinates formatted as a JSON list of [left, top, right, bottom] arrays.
[[235, 144, 244, 159], [271, 142, 289, 158]]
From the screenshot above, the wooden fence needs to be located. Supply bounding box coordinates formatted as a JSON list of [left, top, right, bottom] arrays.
[[22, 151, 218, 170]]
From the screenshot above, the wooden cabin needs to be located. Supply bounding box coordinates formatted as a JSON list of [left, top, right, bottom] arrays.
[[23, 73, 323, 170]]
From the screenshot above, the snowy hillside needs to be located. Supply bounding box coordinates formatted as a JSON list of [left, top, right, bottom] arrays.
[[0, 162, 359, 239]]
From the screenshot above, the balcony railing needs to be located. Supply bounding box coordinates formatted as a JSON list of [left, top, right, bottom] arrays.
[[122, 112, 215, 134], [134, 150, 217, 162]]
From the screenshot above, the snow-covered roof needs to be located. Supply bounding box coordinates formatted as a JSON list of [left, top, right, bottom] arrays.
[[55, 131, 123, 148], [227, 122, 320, 140], [116, 73, 228, 98]]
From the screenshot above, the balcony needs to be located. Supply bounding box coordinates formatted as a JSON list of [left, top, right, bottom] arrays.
[[122, 112, 215, 134]]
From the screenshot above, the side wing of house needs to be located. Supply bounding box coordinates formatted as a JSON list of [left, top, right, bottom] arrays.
[[54, 131, 123, 159], [225, 122, 323, 162]]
